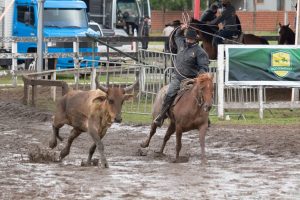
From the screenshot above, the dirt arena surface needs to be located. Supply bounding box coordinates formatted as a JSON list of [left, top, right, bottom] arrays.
[[0, 88, 299, 199]]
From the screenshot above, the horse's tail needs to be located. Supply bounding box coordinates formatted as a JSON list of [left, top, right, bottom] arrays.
[[260, 37, 269, 44]]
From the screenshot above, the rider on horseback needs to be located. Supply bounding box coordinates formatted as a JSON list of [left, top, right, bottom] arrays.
[[153, 24, 209, 127], [209, 0, 239, 47]]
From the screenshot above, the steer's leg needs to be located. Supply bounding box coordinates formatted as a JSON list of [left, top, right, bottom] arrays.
[[140, 122, 158, 148], [88, 126, 109, 168], [59, 128, 81, 160], [86, 143, 97, 165], [49, 123, 64, 149], [156, 122, 175, 154]]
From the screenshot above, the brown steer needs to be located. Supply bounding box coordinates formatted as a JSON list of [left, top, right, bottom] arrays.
[[49, 76, 137, 168]]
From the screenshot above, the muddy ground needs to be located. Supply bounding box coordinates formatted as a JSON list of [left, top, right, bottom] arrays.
[[0, 87, 299, 199]]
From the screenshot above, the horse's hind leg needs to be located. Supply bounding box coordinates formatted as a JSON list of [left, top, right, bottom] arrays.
[[157, 122, 175, 154], [60, 128, 81, 160], [141, 123, 158, 148]]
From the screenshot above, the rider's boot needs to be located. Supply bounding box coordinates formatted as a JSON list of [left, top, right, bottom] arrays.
[[153, 96, 173, 127]]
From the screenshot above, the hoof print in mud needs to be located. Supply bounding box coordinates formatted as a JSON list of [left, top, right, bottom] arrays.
[[81, 159, 99, 167], [171, 156, 189, 163], [137, 148, 148, 156]]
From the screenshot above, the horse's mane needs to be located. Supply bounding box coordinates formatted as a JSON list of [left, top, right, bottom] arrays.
[[196, 73, 213, 84], [189, 18, 216, 42]]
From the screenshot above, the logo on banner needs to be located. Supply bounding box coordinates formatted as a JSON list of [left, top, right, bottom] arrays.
[[270, 51, 292, 78]]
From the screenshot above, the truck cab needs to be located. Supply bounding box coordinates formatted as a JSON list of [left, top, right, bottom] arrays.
[[13, 0, 96, 69]]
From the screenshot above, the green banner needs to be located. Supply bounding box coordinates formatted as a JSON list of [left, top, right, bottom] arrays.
[[228, 48, 300, 82]]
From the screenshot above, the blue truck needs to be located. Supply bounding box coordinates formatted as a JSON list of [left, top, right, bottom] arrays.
[[0, 0, 96, 70]]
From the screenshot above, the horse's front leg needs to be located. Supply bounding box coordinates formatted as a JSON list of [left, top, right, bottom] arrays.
[[174, 128, 183, 162], [199, 123, 208, 163], [141, 122, 158, 148]]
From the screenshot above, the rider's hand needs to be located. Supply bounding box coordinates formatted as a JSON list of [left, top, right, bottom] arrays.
[[181, 23, 188, 30]]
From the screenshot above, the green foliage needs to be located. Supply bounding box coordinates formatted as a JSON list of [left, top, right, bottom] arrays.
[[151, 0, 193, 11]]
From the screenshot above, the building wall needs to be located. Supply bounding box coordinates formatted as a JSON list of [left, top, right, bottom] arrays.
[[151, 10, 297, 33], [232, 0, 297, 11]]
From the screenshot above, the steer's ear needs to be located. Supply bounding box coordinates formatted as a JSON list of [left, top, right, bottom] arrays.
[[92, 95, 106, 104], [124, 94, 133, 101]]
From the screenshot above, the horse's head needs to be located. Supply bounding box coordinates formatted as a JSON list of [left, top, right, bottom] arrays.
[[278, 23, 295, 44], [194, 73, 214, 112]]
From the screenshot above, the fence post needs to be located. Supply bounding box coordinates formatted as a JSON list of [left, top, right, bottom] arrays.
[[217, 45, 225, 119], [90, 41, 96, 90], [259, 86, 264, 119], [51, 70, 57, 101], [73, 39, 80, 90], [11, 41, 17, 87]]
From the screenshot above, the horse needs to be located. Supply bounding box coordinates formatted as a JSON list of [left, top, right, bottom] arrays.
[[140, 73, 214, 163], [168, 18, 269, 60], [278, 23, 295, 44]]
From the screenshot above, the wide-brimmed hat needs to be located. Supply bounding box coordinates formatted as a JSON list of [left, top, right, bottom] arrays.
[[185, 28, 197, 40], [171, 20, 181, 27]]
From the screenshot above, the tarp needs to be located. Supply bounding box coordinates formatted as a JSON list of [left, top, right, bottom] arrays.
[[225, 46, 300, 86]]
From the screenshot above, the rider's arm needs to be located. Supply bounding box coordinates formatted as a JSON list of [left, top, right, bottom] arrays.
[[209, 8, 231, 25], [196, 48, 210, 74], [174, 24, 186, 49]]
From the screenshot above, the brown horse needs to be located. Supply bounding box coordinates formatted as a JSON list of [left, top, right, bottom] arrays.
[[169, 18, 269, 59], [278, 23, 295, 44], [141, 73, 214, 163]]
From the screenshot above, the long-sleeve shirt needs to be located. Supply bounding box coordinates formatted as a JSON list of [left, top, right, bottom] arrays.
[[209, 4, 238, 32], [173, 28, 209, 79]]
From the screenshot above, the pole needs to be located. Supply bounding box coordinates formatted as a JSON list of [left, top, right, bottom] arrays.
[[296, 0, 300, 44], [194, 0, 201, 20], [37, 0, 45, 73]]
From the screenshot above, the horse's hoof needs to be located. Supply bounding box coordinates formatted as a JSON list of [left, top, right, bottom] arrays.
[[140, 141, 149, 148], [48, 139, 57, 149]]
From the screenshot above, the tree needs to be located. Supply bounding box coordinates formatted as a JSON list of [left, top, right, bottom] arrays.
[[151, 0, 193, 11]]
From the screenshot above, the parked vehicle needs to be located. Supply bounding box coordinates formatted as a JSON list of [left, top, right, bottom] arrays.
[[84, 0, 151, 35], [0, 0, 97, 70], [88, 21, 133, 56]]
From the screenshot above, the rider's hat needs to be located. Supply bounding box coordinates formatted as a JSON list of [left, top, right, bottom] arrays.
[[171, 20, 181, 27], [185, 28, 197, 40]]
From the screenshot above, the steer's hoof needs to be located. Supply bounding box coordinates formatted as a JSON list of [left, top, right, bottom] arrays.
[[100, 158, 109, 168]]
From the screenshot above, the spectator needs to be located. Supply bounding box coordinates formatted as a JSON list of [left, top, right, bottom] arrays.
[[141, 16, 151, 49]]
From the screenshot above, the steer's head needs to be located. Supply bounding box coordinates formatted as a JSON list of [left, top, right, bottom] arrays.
[[96, 78, 138, 123]]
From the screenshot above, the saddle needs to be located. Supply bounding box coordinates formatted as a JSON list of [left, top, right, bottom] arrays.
[[172, 78, 194, 106], [224, 32, 244, 44]]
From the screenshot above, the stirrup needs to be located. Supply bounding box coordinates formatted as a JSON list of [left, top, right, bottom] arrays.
[[153, 115, 165, 127]]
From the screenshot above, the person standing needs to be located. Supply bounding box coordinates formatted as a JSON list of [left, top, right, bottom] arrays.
[[153, 24, 209, 126], [141, 16, 151, 49]]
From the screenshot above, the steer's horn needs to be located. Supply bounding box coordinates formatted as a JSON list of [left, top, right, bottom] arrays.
[[95, 73, 108, 92], [124, 79, 139, 93], [124, 71, 139, 93]]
